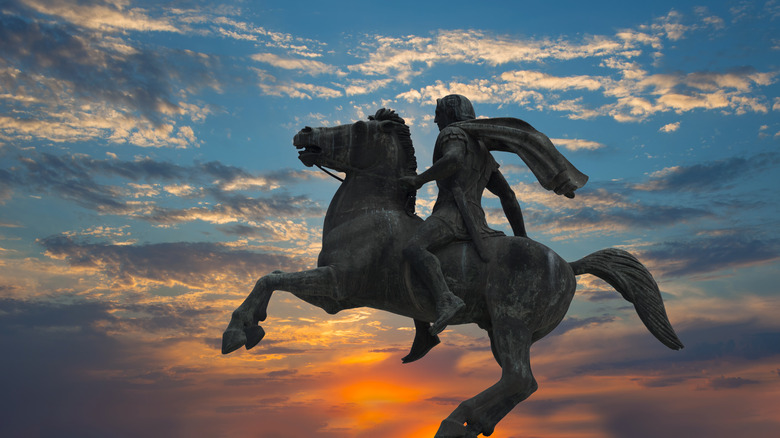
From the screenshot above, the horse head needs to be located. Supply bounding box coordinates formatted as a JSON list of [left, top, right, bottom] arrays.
[[293, 109, 417, 181]]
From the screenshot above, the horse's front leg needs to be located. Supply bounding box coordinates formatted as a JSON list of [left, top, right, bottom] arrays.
[[222, 266, 340, 354]]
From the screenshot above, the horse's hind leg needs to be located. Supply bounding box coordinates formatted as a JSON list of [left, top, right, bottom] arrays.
[[435, 314, 537, 437], [222, 267, 339, 354]]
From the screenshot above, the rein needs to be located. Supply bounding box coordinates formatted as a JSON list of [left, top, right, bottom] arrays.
[[314, 161, 390, 182], [316, 164, 345, 182]]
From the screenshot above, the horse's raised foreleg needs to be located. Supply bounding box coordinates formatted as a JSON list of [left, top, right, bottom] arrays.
[[435, 314, 537, 437], [222, 267, 339, 354]]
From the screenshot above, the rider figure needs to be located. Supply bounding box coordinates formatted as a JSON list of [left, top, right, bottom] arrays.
[[400, 95, 528, 337]]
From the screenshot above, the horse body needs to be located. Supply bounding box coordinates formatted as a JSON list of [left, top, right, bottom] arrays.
[[222, 111, 682, 437]]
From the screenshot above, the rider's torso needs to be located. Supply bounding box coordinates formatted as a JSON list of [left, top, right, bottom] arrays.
[[431, 126, 501, 238]]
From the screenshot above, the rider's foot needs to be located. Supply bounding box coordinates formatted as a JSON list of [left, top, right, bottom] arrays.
[[430, 293, 465, 336], [402, 319, 441, 363]]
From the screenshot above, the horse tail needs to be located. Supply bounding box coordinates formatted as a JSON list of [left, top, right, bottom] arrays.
[[570, 248, 684, 350]]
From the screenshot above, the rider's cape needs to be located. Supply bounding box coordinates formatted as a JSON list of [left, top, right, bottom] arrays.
[[452, 118, 588, 196]]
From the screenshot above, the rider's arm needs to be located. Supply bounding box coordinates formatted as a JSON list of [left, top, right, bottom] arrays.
[[401, 136, 466, 190], [486, 170, 527, 237]]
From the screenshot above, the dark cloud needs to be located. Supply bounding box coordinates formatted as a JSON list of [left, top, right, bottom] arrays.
[[0, 167, 16, 202], [678, 324, 780, 363], [0, 297, 216, 437], [0, 295, 347, 438], [523, 202, 713, 234], [217, 223, 266, 237], [634, 153, 780, 193], [15, 151, 307, 190], [579, 289, 622, 302], [597, 394, 778, 438], [562, 319, 780, 380], [705, 375, 760, 390], [39, 235, 306, 288], [4, 151, 320, 225], [18, 152, 131, 212], [636, 375, 695, 388], [550, 315, 616, 337], [200, 160, 251, 181], [642, 231, 780, 277]]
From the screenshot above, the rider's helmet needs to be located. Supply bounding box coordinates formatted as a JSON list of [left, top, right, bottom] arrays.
[[435, 94, 476, 129]]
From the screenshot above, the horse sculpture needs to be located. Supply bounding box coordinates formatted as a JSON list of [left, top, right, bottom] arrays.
[[222, 109, 683, 437]]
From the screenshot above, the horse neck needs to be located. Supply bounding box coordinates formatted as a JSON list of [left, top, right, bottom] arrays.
[[323, 167, 408, 233]]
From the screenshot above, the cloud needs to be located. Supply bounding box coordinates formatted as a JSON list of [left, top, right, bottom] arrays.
[[551, 138, 606, 151], [351, 29, 640, 83], [501, 70, 605, 91], [633, 153, 780, 193], [4, 151, 322, 230], [0, 4, 219, 146], [395, 66, 775, 123], [550, 316, 617, 337], [39, 235, 306, 290], [695, 6, 726, 30], [21, 0, 180, 32], [142, 193, 319, 230], [196, 12, 327, 56], [0, 296, 284, 438], [251, 53, 342, 76], [497, 183, 713, 240], [705, 375, 760, 390], [660, 121, 680, 132], [255, 69, 343, 99], [640, 231, 780, 278]]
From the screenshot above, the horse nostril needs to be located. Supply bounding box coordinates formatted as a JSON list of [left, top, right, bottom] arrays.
[[302, 126, 312, 133]]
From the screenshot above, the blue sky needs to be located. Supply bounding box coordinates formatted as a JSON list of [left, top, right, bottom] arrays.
[[1, 1, 779, 437]]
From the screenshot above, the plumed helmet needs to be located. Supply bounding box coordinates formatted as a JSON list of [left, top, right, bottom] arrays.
[[436, 94, 476, 122]]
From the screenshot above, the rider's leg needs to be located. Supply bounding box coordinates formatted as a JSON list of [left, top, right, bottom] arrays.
[[403, 218, 465, 336]]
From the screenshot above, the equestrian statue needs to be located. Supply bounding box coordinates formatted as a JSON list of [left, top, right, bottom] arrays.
[[222, 95, 683, 438]]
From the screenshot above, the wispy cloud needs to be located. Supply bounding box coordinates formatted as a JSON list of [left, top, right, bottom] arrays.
[[39, 234, 306, 290], [0, 3, 219, 147], [4, 151, 322, 230], [22, 0, 180, 32], [251, 53, 343, 76]]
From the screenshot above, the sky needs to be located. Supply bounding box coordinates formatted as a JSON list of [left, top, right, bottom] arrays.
[[1, 0, 779, 437]]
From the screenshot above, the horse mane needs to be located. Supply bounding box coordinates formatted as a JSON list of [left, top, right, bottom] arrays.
[[368, 108, 418, 216]]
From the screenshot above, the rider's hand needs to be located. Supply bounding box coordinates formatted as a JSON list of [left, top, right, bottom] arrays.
[[399, 175, 421, 191]]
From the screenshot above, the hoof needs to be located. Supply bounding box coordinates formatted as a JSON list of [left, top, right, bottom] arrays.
[[434, 418, 468, 438], [245, 326, 265, 350], [222, 328, 246, 354], [222, 325, 265, 354]]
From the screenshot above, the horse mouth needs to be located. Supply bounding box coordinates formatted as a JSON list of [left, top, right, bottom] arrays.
[[294, 144, 322, 166]]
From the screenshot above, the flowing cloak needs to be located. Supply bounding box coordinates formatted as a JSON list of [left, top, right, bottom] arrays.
[[451, 118, 588, 196]]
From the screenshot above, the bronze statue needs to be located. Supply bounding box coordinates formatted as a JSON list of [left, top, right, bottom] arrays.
[[222, 101, 683, 438]]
